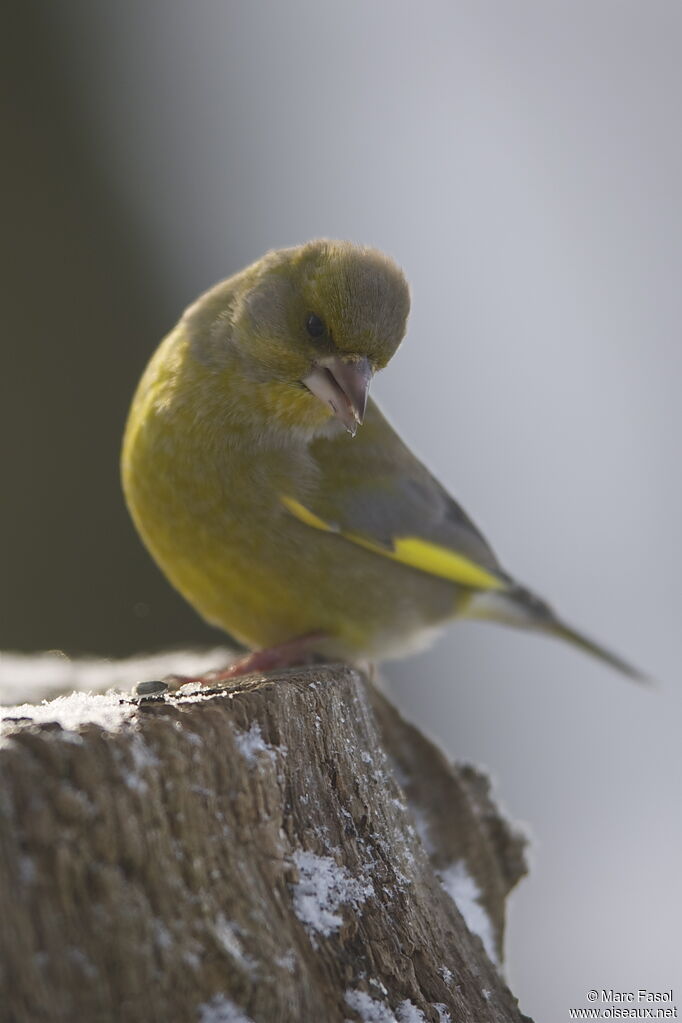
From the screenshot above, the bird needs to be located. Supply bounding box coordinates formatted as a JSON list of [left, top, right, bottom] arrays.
[[121, 239, 645, 682]]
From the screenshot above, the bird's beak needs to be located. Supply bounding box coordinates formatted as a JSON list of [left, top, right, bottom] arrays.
[[302, 355, 373, 436]]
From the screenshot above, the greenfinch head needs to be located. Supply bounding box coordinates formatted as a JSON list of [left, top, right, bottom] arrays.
[[185, 239, 410, 435]]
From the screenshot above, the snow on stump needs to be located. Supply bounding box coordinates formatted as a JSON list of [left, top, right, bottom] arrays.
[[0, 662, 531, 1023]]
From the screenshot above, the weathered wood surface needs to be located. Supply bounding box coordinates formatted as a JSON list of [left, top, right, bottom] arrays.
[[0, 663, 531, 1023]]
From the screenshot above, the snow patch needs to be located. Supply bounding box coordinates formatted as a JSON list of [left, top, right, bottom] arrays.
[[291, 850, 372, 937], [0, 647, 232, 705], [183, 948, 201, 970], [124, 733, 160, 791], [396, 1000, 427, 1022], [175, 680, 207, 696], [344, 989, 397, 1022], [274, 950, 296, 973], [212, 916, 254, 970], [130, 734, 159, 771], [344, 988, 446, 1023], [439, 861, 498, 966], [197, 994, 254, 1023], [409, 807, 434, 855], [438, 965, 454, 985], [1, 691, 136, 734], [153, 920, 173, 951], [233, 722, 282, 763]]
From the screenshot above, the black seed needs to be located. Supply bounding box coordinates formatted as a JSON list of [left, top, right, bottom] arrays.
[[134, 679, 169, 696]]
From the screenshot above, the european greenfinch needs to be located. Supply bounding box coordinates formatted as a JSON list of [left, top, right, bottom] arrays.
[[121, 239, 643, 680]]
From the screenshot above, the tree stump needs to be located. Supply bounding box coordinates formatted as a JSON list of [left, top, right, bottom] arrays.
[[0, 662, 531, 1023]]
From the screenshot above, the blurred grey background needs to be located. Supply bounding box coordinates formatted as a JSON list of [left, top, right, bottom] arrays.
[[3, 1, 681, 1018]]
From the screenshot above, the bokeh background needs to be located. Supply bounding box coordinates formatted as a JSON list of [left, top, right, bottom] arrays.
[[3, 2, 681, 1018]]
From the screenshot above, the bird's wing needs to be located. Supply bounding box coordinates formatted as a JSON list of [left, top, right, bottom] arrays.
[[281, 401, 649, 681], [282, 399, 508, 592]]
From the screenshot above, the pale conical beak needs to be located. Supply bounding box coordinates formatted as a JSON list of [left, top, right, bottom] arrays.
[[302, 355, 373, 436]]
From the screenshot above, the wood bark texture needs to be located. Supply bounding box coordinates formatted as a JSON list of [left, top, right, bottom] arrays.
[[0, 663, 531, 1023]]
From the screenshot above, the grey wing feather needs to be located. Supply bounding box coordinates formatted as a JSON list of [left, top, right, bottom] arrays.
[[308, 402, 649, 682], [308, 399, 501, 572]]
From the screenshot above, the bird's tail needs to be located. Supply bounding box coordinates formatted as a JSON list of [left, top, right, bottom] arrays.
[[462, 584, 650, 684]]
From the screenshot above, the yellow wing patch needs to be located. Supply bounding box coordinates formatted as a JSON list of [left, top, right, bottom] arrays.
[[281, 495, 505, 592], [280, 495, 338, 533]]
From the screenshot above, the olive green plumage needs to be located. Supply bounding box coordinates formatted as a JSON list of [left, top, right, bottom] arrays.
[[121, 239, 643, 679]]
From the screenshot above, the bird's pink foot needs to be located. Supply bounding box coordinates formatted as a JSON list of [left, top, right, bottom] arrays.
[[217, 634, 328, 678], [152, 632, 328, 692]]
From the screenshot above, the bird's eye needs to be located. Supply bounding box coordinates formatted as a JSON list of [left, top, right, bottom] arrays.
[[305, 313, 326, 339]]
